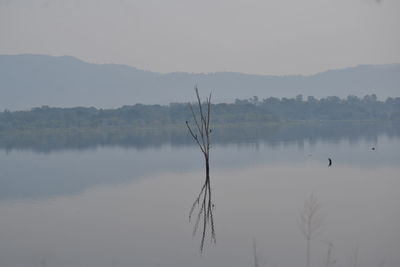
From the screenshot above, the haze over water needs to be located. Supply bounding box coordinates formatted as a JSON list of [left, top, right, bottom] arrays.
[[1, 0, 399, 266], [0, 124, 399, 267]]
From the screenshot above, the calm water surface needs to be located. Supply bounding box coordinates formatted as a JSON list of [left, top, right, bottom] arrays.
[[0, 126, 399, 267]]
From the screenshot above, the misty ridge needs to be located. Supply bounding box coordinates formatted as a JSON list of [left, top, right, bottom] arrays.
[[1, 54, 400, 111]]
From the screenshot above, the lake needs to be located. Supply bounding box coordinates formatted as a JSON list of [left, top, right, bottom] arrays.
[[0, 123, 399, 267]]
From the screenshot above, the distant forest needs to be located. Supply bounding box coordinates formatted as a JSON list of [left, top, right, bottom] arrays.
[[1, 94, 399, 132]]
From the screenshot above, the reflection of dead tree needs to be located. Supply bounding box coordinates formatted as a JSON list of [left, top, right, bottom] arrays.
[[186, 87, 215, 252], [298, 193, 323, 267]]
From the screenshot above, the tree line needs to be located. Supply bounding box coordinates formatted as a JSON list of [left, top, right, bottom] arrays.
[[0, 94, 399, 131]]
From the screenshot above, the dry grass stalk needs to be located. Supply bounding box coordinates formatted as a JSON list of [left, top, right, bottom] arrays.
[[298, 193, 323, 267]]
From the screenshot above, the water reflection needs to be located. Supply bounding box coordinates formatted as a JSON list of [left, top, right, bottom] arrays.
[[0, 123, 399, 267], [0, 122, 398, 153], [0, 124, 399, 202], [0, 164, 399, 267]]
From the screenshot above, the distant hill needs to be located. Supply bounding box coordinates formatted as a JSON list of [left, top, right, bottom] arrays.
[[1, 54, 399, 110]]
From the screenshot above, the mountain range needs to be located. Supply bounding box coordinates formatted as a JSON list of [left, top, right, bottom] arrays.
[[0, 54, 399, 110]]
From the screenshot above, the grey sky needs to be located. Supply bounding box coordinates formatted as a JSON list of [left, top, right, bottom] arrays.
[[0, 0, 399, 75]]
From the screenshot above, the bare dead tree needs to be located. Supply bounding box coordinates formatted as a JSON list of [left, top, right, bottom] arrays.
[[298, 193, 323, 267], [186, 86, 215, 252]]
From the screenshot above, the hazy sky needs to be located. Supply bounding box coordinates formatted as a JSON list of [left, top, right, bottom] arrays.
[[0, 0, 399, 75]]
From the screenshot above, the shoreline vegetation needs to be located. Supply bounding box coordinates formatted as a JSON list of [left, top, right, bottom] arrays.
[[0, 94, 399, 151]]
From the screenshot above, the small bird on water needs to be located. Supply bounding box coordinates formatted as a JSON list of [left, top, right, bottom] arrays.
[[328, 158, 332, 167]]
